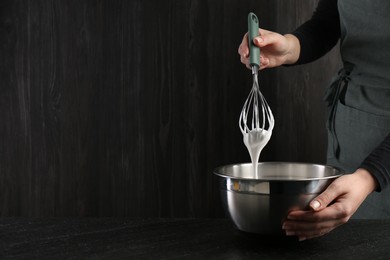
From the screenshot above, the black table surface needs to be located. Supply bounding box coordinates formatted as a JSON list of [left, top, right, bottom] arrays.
[[0, 218, 389, 259]]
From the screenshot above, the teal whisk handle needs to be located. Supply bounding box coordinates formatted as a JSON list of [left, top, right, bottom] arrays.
[[248, 12, 260, 68]]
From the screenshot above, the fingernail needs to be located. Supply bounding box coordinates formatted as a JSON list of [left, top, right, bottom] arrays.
[[287, 215, 297, 220], [311, 200, 320, 210], [285, 231, 295, 236], [254, 37, 263, 44]]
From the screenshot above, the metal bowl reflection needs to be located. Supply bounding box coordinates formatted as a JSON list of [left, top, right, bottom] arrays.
[[213, 162, 343, 234]]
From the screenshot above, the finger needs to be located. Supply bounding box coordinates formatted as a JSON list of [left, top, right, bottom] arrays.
[[283, 217, 345, 240], [310, 181, 344, 211], [287, 202, 350, 222], [259, 28, 273, 36], [253, 36, 264, 47], [242, 54, 267, 69], [283, 217, 342, 231], [298, 236, 307, 242], [253, 32, 280, 48], [259, 64, 267, 70], [284, 220, 340, 239], [238, 44, 249, 58], [240, 54, 248, 65], [240, 55, 251, 69], [283, 206, 350, 241], [259, 56, 268, 69], [238, 33, 249, 57]]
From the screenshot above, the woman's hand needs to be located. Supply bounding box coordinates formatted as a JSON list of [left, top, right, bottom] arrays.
[[238, 28, 300, 70], [282, 168, 378, 241]]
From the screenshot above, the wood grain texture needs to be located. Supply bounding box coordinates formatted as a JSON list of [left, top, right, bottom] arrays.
[[1, 0, 341, 217], [269, 0, 341, 163]]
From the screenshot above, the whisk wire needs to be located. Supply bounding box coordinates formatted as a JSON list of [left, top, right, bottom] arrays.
[[239, 68, 274, 135]]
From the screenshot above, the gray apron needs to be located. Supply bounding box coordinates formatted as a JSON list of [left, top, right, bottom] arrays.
[[325, 0, 390, 218]]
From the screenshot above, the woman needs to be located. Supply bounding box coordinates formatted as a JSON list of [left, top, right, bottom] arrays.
[[238, 0, 390, 241]]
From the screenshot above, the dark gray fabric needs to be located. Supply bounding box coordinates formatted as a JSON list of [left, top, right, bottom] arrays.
[[325, 0, 390, 218]]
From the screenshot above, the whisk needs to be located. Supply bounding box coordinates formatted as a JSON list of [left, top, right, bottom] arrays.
[[239, 13, 274, 177]]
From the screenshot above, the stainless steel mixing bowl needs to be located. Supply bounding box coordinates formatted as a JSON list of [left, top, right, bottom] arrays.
[[214, 162, 343, 234]]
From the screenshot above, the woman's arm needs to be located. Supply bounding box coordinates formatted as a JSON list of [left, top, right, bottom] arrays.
[[360, 133, 390, 191], [238, 0, 340, 69], [292, 0, 340, 64]]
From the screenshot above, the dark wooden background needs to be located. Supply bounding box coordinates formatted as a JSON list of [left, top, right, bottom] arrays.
[[1, 0, 340, 217]]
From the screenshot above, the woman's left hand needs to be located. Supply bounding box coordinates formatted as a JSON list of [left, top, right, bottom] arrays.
[[282, 168, 378, 241]]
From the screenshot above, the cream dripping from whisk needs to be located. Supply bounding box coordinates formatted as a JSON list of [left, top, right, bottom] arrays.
[[243, 128, 273, 178], [239, 67, 274, 178]]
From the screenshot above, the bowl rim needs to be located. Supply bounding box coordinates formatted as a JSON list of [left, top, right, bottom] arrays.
[[213, 161, 344, 181]]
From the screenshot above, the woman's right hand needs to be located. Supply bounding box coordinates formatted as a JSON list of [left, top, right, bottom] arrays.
[[238, 29, 300, 70]]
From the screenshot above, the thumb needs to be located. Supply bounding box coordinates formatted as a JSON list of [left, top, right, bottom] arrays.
[[310, 182, 341, 211], [253, 32, 279, 47]]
